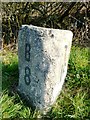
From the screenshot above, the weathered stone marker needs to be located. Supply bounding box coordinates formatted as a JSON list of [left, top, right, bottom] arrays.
[[18, 25, 73, 113]]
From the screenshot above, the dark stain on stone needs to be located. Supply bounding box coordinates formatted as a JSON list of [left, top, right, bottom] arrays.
[[49, 30, 52, 35], [49, 30, 54, 38], [65, 45, 68, 49], [64, 62, 66, 66], [36, 79, 39, 83], [51, 34, 54, 38]]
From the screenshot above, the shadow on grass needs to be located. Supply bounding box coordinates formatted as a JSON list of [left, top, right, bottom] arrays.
[[2, 61, 55, 118], [2, 62, 39, 114], [2, 62, 19, 93]]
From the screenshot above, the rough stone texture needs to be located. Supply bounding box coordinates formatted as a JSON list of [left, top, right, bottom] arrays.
[[18, 25, 73, 113]]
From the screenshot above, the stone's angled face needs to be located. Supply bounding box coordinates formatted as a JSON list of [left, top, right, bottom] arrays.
[[18, 25, 73, 113]]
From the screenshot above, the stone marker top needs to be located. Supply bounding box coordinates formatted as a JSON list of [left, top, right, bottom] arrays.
[[22, 24, 73, 32], [21, 24, 73, 40]]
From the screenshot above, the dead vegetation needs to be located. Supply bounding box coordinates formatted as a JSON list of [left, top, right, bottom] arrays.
[[2, 2, 90, 47]]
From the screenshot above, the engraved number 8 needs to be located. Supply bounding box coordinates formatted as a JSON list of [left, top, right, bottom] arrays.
[[24, 66, 31, 85]]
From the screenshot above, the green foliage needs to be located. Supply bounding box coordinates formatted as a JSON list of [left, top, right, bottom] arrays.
[[67, 46, 89, 89], [50, 89, 89, 119], [1, 91, 40, 119], [2, 50, 18, 90], [1, 46, 90, 119]]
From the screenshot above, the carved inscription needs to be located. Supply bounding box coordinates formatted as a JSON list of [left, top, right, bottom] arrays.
[[24, 66, 31, 85], [24, 43, 31, 85]]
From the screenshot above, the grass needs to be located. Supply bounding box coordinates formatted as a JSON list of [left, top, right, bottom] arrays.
[[1, 45, 90, 119]]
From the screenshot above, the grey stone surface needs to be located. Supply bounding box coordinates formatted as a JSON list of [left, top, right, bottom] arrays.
[[18, 25, 73, 113]]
